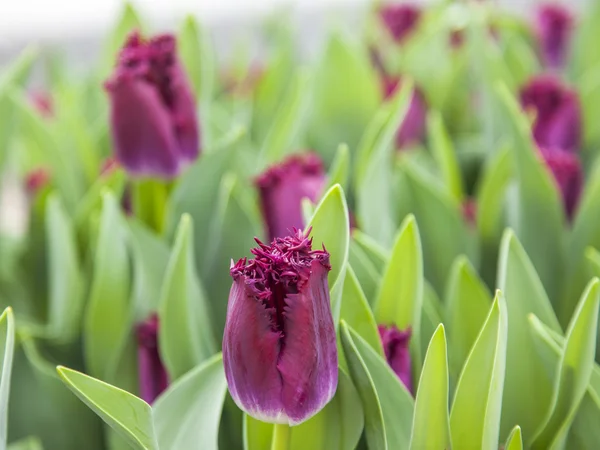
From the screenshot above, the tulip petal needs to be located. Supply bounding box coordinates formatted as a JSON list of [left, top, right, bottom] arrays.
[[169, 64, 200, 163]]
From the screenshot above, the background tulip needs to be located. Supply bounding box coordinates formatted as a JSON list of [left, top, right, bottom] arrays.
[[378, 324, 413, 394], [534, 2, 574, 70], [382, 76, 427, 149], [538, 146, 582, 220], [136, 314, 169, 404], [379, 3, 422, 43]]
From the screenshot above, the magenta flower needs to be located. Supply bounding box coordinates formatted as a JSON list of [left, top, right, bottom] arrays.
[[25, 168, 50, 195], [534, 3, 574, 69], [223, 230, 338, 425], [379, 3, 422, 43], [382, 76, 427, 149], [379, 325, 413, 394], [520, 75, 581, 153], [539, 146, 582, 220], [136, 314, 169, 404], [104, 31, 199, 179], [256, 153, 325, 242], [462, 198, 477, 227]]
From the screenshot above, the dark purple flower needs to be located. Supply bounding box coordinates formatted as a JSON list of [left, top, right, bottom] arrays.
[[382, 76, 427, 149], [379, 3, 422, 43], [379, 324, 413, 394], [136, 314, 169, 404], [104, 31, 199, 179], [534, 3, 574, 69], [520, 75, 581, 153], [256, 153, 325, 242], [538, 146, 582, 220], [223, 230, 337, 425]]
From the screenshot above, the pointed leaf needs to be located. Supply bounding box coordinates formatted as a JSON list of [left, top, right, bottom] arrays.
[[0, 308, 15, 448], [505, 426, 523, 450], [325, 144, 350, 192]]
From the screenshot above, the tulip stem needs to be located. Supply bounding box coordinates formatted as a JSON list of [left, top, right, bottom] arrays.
[[270, 423, 291, 450], [132, 179, 169, 234]]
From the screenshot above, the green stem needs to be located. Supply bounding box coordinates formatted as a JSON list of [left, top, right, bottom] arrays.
[[270, 423, 291, 450], [131, 178, 169, 234]]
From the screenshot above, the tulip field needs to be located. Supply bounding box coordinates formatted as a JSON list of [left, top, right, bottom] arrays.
[[2, 0, 600, 449]]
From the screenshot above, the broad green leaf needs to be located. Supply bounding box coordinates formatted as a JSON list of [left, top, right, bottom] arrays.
[[427, 110, 464, 201], [577, 63, 600, 148], [305, 184, 350, 323], [340, 321, 414, 450], [7, 436, 43, 450], [570, 0, 600, 79], [410, 324, 450, 450], [497, 229, 562, 442], [348, 242, 381, 305], [159, 214, 216, 380], [57, 366, 158, 450], [351, 230, 388, 272], [374, 215, 423, 373], [178, 15, 215, 102], [504, 426, 523, 450], [84, 193, 131, 382], [420, 282, 443, 372], [450, 292, 508, 450], [0, 308, 15, 448], [531, 278, 600, 449], [445, 255, 493, 381], [325, 144, 350, 192], [152, 353, 227, 450]]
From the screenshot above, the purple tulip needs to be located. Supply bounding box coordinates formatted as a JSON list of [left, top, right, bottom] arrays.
[[382, 76, 427, 149], [104, 31, 199, 179], [379, 3, 422, 43], [539, 146, 582, 220], [534, 3, 574, 70], [520, 75, 581, 153], [25, 168, 51, 195], [379, 325, 413, 394], [136, 314, 169, 404], [256, 153, 326, 242], [223, 229, 338, 425]]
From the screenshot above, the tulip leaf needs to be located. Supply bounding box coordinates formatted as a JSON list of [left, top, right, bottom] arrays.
[[325, 144, 350, 193], [578, 62, 600, 148], [445, 255, 493, 382], [305, 184, 350, 323], [84, 193, 131, 386], [178, 15, 215, 104], [409, 324, 451, 450], [450, 291, 508, 450], [504, 426, 523, 450], [0, 308, 15, 448], [427, 110, 464, 201], [348, 241, 381, 304], [495, 82, 565, 312], [57, 366, 158, 450], [420, 282, 443, 372], [158, 214, 216, 381], [152, 353, 227, 450], [497, 229, 562, 442], [7, 436, 43, 450], [244, 415, 272, 450], [374, 214, 423, 374], [341, 321, 414, 450], [351, 230, 388, 272], [531, 278, 600, 449]]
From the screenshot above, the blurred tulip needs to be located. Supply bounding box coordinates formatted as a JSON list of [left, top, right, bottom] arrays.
[[379, 3, 422, 43], [462, 198, 477, 227], [104, 31, 199, 179], [534, 2, 574, 69], [256, 153, 325, 241], [539, 146, 582, 220], [520, 75, 581, 153], [25, 168, 51, 195], [379, 324, 413, 394], [136, 314, 169, 404], [382, 76, 427, 149], [30, 91, 53, 119], [223, 230, 337, 425]]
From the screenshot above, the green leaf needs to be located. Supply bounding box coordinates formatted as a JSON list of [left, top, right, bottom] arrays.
[[244, 415, 272, 450], [496, 229, 562, 442], [0, 308, 15, 447], [57, 366, 158, 450], [305, 184, 350, 323], [410, 324, 451, 450], [577, 63, 600, 148], [374, 215, 423, 374], [351, 231, 388, 272], [420, 282, 444, 372], [531, 278, 600, 449], [7, 436, 43, 450], [340, 321, 414, 450], [504, 426, 523, 450], [158, 214, 216, 380], [325, 144, 350, 193], [348, 241, 381, 304], [84, 192, 131, 382], [178, 15, 215, 102], [152, 353, 227, 450], [450, 291, 508, 450]]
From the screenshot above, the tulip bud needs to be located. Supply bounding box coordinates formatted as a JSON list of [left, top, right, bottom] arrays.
[[136, 314, 169, 404], [534, 3, 574, 70], [256, 153, 325, 242], [538, 146, 582, 220], [379, 3, 422, 43], [25, 168, 51, 195], [378, 325, 413, 394], [223, 230, 338, 425], [519, 75, 581, 153], [104, 31, 200, 179], [382, 76, 427, 149], [30, 91, 53, 119]]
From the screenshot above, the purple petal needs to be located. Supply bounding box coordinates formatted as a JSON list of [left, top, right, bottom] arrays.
[[379, 3, 422, 43], [535, 3, 574, 69], [136, 314, 169, 404], [378, 324, 413, 394], [382, 76, 427, 149], [538, 146, 582, 220]]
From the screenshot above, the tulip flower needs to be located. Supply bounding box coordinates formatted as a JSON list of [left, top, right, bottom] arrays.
[[538, 146, 582, 220], [223, 229, 338, 425], [104, 31, 199, 179], [520, 75, 581, 153], [462, 198, 477, 227], [382, 76, 427, 149], [379, 3, 422, 43], [136, 314, 169, 404], [25, 168, 50, 195], [30, 92, 53, 119], [534, 3, 574, 70], [256, 153, 325, 242], [378, 324, 413, 394]]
